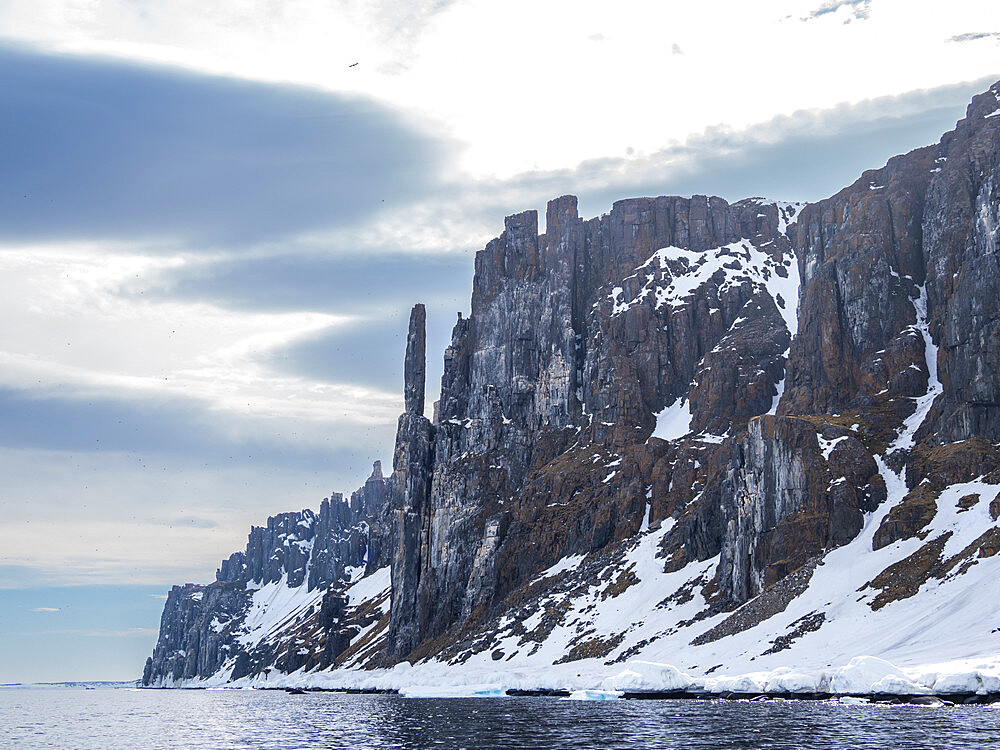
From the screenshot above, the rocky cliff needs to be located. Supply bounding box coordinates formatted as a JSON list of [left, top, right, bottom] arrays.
[[144, 80, 1000, 688], [143, 463, 393, 684]]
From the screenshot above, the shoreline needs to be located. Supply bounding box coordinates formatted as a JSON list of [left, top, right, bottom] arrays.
[[139, 684, 1000, 705]]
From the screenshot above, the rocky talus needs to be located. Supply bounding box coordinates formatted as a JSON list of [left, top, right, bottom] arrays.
[[144, 80, 1000, 685]]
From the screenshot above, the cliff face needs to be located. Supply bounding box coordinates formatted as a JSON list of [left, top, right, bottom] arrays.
[[144, 80, 1000, 686], [922, 86, 1000, 445], [693, 82, 1000, 612], [143, 464, 392, 684], [386, 191, 809, 660]]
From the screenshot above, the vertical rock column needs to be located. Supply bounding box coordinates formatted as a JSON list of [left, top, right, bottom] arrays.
[[404, 304, 426, 416], [387, 304, 436, 660]]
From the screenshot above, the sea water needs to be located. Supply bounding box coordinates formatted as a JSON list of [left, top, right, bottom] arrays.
[[2, 687, 999, 749]]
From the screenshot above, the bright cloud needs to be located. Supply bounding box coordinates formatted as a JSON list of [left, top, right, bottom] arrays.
[[0, 245, 400, 429], [0, 1, 995, 177]]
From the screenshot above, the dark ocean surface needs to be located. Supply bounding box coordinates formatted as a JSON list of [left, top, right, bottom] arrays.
[[2, 687, 999, 749]]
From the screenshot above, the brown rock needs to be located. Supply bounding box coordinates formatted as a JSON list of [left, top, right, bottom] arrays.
[[872, 483, 939, 551], [905, 437, 1000, 490]]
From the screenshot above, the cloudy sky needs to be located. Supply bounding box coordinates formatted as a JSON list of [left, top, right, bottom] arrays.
[[0, 0, 997, 682]]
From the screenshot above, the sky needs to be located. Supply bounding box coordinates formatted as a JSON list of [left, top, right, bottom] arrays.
[[0, 0, 997, 683]]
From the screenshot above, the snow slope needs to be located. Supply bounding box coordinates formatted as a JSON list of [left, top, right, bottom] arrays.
[[230, 464, 999, 697], [179, 450, 999, 697]]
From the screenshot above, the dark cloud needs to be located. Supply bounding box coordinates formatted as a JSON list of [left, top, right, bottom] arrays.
[[139, 251, 472, 395], [265, 297, 464, 396], [147, 252, 471, 315], [268, 314, 408, 392], [2, 74, 988, 483], [0, 389, 205, 454], [570, 103, 964, 216], [127, 77, 998, 400], [0, 388, 388, 471], [0, 44, 447, 247]]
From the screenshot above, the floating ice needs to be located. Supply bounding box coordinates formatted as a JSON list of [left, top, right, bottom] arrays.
[[399, 684, 506, 698], [563, 689, 623, 701]]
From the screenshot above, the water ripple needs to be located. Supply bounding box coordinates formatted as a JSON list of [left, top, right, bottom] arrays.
[[1, 689, 998, 749]]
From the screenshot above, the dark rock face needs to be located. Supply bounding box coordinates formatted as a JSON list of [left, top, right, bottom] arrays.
[[581, 198, 800, 439], [144, 462, 393, 684], [922, 83, 1000, 444], [775, 82, 1000, 450], [781, 146, 937, 418], [386, 305, 436, 660], [144, 582, 249, 683], [386, 194, 807, 659], [146, 80, 1000, 682], [404, 304, 427, 416], [687, 293, 790, 437], [382, 80, 1000, 657], [215, 469, 389, 592], [718, 416, 883, 602], [358, 461, 394, 577]]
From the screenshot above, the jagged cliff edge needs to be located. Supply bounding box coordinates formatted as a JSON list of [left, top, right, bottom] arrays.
[[144, 81, 1000, 696]]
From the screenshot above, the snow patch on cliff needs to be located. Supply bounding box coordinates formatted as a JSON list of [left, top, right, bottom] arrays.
[[236, 575, 326, 649], [346, 565, 391, 607], [890, 284, 942, 451], [651, 397, 692, 441], [613, 202, 803, 423], [608, 202, 801, 330]]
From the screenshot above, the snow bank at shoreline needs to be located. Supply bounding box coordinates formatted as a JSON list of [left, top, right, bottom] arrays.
[[160, 652, 1000, 698]]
